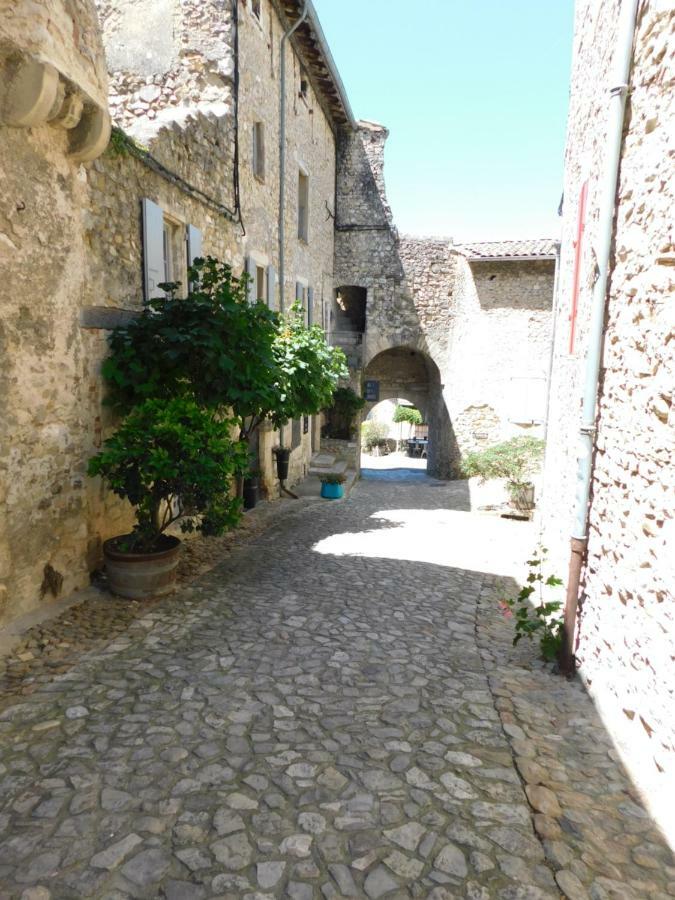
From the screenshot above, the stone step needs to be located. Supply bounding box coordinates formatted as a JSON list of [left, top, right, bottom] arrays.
[[309, 453, 336, 469], [308, 459, 348, 477]]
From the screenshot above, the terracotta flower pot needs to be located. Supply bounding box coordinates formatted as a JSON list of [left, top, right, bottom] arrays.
[[103, 534, 181, 600]]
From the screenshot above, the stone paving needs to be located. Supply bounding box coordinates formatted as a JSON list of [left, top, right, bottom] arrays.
[[0, 474, 673, 899]]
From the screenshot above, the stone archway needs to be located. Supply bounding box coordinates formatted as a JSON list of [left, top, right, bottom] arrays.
[[363, 346, 459, 479]]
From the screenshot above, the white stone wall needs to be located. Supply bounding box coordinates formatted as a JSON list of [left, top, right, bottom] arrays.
[[541, 0, 675, 842]]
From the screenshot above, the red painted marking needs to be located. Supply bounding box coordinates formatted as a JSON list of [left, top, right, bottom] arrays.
[[569, 180, 588, 354]]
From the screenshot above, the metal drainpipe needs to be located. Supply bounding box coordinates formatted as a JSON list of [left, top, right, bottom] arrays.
[[276, 0, 308, 472], [562, 0, 639, 671]]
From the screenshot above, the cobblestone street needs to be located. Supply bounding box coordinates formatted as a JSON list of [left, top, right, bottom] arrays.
[[0, 474, 672, 899]]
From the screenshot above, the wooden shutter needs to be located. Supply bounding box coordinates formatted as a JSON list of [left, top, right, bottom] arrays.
[[267, 265, 276, 309], [307, 286, 313, 327], [142, 198, 164, 301], [186, 224, 202, 292], [186, 224, 202, 267], [245, 256, 256, 304]]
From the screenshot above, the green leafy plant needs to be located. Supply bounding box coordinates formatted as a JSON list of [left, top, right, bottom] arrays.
[[324, 386, 365, 439], [498, 546, 564, 662], [361, 420, 389, 452], [319, 472, 347, 485], [101, 257, 280, 443], [460, 436, 545, 498], [87, 397, 249, 552], [271, 303, 348, 428], [392, 405, 423, 426]]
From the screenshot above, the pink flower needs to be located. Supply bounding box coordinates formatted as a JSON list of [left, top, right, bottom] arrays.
[[498, 600, 513, 619]]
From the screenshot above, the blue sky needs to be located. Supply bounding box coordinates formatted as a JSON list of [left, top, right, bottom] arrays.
[[312, 0, 574, 240]]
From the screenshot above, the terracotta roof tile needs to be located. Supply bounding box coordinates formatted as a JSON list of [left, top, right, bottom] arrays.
[[455, 239, 558, 260]]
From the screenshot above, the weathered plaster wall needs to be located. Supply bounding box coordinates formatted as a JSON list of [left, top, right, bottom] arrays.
[[335, 122, 555, 477], [541, 0, 674, 842], [0, 0, 112, 623]]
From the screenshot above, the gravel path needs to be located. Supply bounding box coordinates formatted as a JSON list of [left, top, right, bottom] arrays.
[[0, 475, 672, 899]]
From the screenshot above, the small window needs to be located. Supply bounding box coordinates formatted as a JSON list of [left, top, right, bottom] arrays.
[[299, 77, 309, 101], [251, 0, 261, 20], [252, 121, 265, 180], [255, 265, 266, 302], [162, 218, 183, 287], [298, 171, 309, 242]]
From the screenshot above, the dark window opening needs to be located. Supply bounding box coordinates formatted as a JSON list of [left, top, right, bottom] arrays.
[[335, 285, 367, 334]]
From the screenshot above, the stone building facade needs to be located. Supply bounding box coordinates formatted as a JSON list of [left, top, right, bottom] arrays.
[[333, 121, 557, 478], [541, 0, 674, 842], [0, 0, 113, 624], [0, 0, 352, 625]]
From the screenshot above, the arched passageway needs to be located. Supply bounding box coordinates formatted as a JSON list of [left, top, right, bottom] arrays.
[[363, 347, 459, 478]]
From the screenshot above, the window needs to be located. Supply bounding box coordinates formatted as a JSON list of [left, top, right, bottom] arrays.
[[299, 77, 309, 101], [298, 171, 309, 242], [251, 0, 261, 20], [142, 198, 201, 299], [252, 121, 265, 180], [255, 265, 266, 302], [295, 282, 313, 325]]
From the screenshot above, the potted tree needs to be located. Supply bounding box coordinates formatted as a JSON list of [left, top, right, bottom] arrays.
[[319, 472, 347, 500], [88, 397, 248, 599], [460, 436, 545, 510]]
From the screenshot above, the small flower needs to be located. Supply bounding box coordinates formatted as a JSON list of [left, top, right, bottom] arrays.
[[498, 600, 513, 619]]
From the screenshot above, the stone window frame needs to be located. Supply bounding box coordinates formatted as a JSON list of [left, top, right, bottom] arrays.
[[297, 165, 310, 243], [247, 249, 269, 303], [252, 120, 265, 181]]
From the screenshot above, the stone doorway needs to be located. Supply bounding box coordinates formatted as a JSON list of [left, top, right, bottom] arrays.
[[362, 346, 459, 479]]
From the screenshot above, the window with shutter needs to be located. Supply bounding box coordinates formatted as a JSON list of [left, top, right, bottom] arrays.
[[244, 256, 256, 304], [298, 171, 309, 242], [266, 265, 277, 309], [142, 198, 164, 301], [252, 122, 265, 180], [307, 286, 313, 327]]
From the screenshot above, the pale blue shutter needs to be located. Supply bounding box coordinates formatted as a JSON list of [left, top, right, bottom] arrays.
[[307, 286, 314, 326], [245, 256, 256, 304], [267, 265, 277, 309], [142, 198, 164, 301], [186, 225, 202, 266], [186, 224, 202, 292]]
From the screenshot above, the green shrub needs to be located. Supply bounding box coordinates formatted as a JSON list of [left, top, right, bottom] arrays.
[[272, 303, 348, 428], [361, 420, 389, 452], [87, 397, 249, 552], [324, 386, 365, 439], [320, 472, 347, 485], [460, 436, 545, 495], [392, 405, 423, 426], [498, 546, 564, 663]]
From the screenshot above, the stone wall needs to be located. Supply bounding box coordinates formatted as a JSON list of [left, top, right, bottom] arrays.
[[0, 0, 112, 623], [541, 0, 674, 842], [0, 0, 339, 625], [334, 122, 555, 477]]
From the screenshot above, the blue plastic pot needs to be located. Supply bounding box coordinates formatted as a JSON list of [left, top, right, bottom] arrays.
[[321, 481, 344, 500]]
